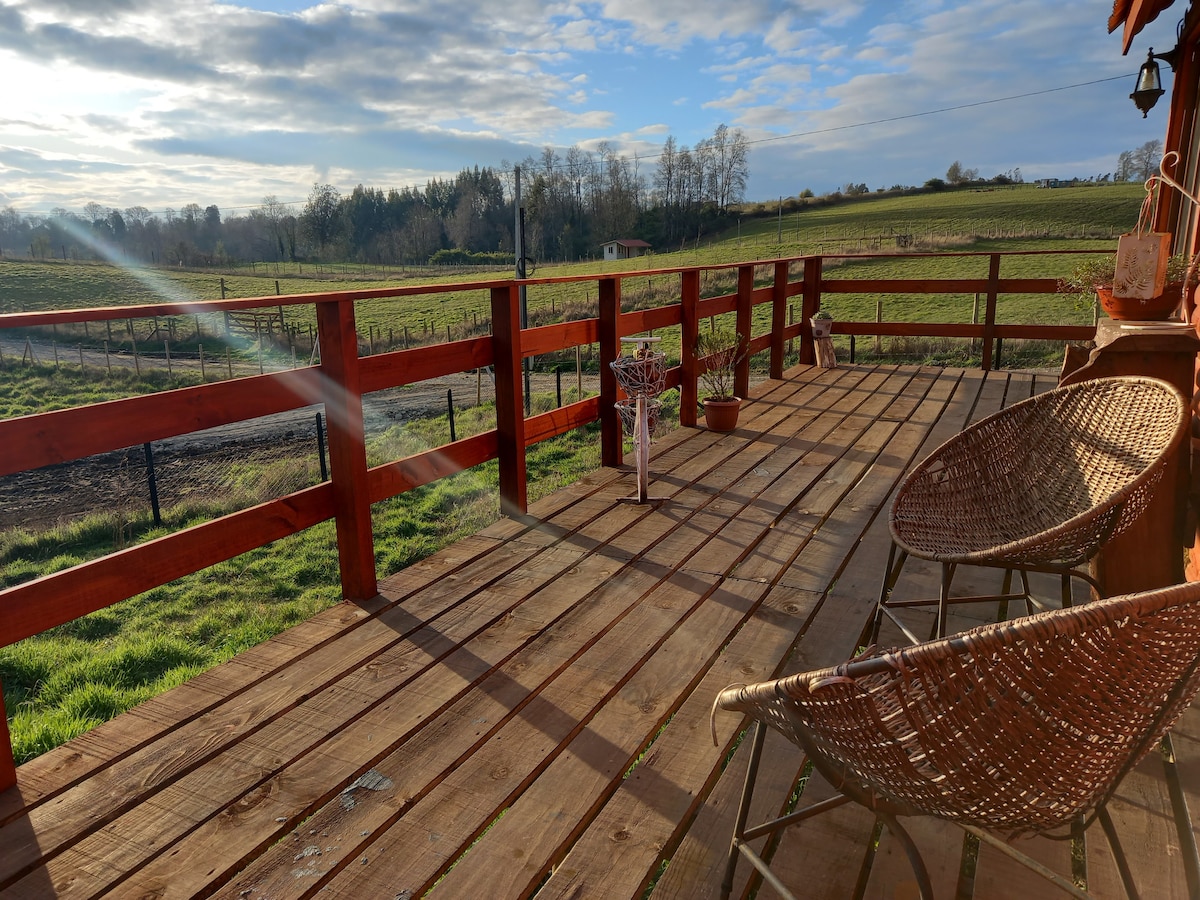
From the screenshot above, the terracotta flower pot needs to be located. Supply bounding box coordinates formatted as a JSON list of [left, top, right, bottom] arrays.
[[702, 397, 741, 432], [1095, 283, 1184, 321]]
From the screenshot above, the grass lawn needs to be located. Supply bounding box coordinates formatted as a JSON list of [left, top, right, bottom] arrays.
[[0, 182, 1146, 761]]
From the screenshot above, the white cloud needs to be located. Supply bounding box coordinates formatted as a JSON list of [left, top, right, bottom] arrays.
[[0, 0, 1182, 211]]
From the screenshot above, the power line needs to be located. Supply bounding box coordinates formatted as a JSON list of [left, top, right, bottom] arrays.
[[9, 71, 1138, 216], [726, 73, 1134, 152]]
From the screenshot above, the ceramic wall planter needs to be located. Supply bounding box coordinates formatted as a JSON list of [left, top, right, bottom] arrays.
[[702, 397, 741, 432]]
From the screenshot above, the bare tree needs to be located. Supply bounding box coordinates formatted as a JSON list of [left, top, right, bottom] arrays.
[[1130, 140, 1163, 181], [301, 183, 342, 258]]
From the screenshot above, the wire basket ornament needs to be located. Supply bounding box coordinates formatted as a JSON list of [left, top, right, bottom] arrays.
[[614, 397, 663, 437], [610, 345, 667, 402], [609, 336, 665, 503]]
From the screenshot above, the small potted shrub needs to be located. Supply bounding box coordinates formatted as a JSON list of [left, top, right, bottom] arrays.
[[1058, 252, 1198, 321], [811, 309, 834, 337], [696, 327, 745, 432]]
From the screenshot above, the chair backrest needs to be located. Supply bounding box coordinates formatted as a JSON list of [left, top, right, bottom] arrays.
[[889, 376, 1188, 565], [716, 580, 1200, 836]]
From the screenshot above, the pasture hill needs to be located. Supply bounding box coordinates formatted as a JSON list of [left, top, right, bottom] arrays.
[[0, 180, 1150, 765]]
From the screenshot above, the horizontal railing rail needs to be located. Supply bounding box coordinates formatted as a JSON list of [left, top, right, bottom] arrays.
[[0, 250, 1103, 787]]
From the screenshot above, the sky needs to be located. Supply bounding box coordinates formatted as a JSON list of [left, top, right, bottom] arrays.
[[0, 0, 1186, 218]]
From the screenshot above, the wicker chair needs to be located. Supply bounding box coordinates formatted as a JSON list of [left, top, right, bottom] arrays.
[[873, 375, 1188, 645], [713, 581, 1200, 900]]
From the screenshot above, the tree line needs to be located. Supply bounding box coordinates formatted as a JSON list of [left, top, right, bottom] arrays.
[[0, 125, 749, 269]]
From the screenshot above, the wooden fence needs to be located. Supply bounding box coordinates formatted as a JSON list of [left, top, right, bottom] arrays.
[[0, 250, 1098, 787]]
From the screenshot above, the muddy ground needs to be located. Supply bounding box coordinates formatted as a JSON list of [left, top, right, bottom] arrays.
[[1, 368, 602, 532]]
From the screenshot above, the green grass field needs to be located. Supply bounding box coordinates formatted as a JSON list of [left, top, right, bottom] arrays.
[[1, 182, 1141, 356], [0, 182, 1148, 761]]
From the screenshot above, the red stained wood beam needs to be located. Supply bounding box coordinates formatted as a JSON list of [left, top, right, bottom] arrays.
[[316, 300, 377, 600], [368, 433, 499, 503], [0, 368, 323, 478], [0, 483, 334, 648]]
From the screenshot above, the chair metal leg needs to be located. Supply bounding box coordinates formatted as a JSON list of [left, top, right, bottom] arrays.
[[879, 812, 934, 900], [1160, 732, 1200, 900], [871, 543, 908, 646], [1097, 805, 1139, 900], [964, 825, 1093, 899], [934, 561, 956, 639], [722, 721, 768, 900]]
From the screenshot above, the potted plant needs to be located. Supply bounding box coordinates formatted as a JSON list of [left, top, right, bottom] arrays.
[[811, 309, 834, 337], [1058, 252, 1199, 321], [696, 327, 745, 432]]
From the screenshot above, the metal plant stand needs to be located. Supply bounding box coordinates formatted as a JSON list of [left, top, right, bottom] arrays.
[[610, 336, 666, 503]]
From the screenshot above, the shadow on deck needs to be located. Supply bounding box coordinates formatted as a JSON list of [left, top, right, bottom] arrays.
[[1, 363, 1196, 899]]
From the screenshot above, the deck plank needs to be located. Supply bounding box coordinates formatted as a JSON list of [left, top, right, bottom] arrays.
[[0, 364, 1191, 900]]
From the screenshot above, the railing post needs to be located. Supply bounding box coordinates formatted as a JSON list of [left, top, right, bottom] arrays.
[[735, 265, 754, 400], [800, 256, 822, 366], [598, 276, 623, 467], [680, 270, 700, 428], [316, 299, 377, 601], [491, 284, 528, 515], [770, 261, 789, 379], [0, 683, 15, 791], [981, 253, 1001, 371]]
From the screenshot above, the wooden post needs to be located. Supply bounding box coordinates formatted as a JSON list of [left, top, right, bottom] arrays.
[[876, 300, 884, 354], [598, 276, 623, 467], [981, 253, 1000, 371], [490, 284, 527, 516], [680, 270, 700, 428], [316, 299, 378, 600], [800, 256, 822, 366], [769, 261, 789, 380], [0, 683, 15, 791], [735, 265, 754, 400]]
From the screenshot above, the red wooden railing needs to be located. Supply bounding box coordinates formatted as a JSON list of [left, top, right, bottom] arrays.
[[0, 251, 1097, 787]]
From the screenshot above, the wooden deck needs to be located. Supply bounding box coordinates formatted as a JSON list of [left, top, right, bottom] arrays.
[[1, 362, 1197, 899]]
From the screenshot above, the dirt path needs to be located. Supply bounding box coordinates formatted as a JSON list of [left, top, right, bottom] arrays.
[[0, 365, 603, 532]]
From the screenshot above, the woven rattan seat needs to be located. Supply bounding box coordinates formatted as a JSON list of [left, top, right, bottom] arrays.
[[873, 375, 1188, 644], [714, 580, 1200, 899]]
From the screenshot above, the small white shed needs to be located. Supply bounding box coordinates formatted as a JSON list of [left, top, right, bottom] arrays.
[[601, 239, 651, 260]]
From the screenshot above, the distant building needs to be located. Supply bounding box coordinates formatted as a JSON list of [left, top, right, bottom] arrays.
[[601, 239, 651, 260]]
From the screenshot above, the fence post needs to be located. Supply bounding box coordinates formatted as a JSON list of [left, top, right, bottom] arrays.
[[0, 684, 14, 791], [800, 256, 822, 366], [735, 265, 753, 400], [316, 412, 328, 482], [680, 269, 700, 428], [491, 284, 527, 515], [144, 442, 162, 526], [316, 299, 378, 600], [598, 276, 623, 466], [447, 389, 457, 442], [876, 300, 884, 354], [981, 253, 1000, 371], [770, 261, 789, 379]]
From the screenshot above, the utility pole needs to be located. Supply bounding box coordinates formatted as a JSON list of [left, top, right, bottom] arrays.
[[515, 166, 531, 414]]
